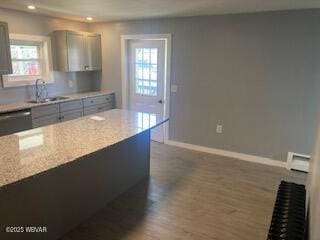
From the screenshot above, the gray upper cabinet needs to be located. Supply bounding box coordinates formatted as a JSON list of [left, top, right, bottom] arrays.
[[0, 22, 12, 75], [52, 30, 102, 72], [85, 34, 102, 71], [67, 32, 85, 72]]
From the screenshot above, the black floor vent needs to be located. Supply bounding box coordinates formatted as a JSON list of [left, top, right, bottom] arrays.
[[267, 181, 306, 240]]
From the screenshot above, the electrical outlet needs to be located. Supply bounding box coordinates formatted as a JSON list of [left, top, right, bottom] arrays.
[[68, 80, 73, 88], [216, 125, 223, 134]]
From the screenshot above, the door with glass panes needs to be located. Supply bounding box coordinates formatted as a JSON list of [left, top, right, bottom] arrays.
[[129, 40, 165, 142]]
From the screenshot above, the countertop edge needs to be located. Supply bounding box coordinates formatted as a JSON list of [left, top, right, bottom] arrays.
[[0, 137, 120, 191]]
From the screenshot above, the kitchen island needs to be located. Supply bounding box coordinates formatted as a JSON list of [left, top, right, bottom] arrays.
[[0, 109, 168, 240]]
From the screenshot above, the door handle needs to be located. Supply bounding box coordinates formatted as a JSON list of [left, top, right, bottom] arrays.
[[158, 100, 164, 104]]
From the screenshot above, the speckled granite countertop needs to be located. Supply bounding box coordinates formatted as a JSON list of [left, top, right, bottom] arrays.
[[0, 91, 115, 114], [0, 109, 168, 189]]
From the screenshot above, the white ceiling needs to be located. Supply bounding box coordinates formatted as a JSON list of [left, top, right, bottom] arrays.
[[0, 0, 319, 23]]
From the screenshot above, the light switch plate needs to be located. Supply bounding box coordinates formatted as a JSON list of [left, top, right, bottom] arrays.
[[69, 80, 73, 88], [216, 125, 223, 134], [171, 85, 178, 93]]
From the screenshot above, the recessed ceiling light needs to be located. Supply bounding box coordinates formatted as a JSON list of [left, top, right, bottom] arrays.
[[27, 5, 36, 10], [86, 17, 93, 21]]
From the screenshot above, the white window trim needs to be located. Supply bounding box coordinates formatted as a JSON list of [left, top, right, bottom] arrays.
[[2, 34, 54, 88]]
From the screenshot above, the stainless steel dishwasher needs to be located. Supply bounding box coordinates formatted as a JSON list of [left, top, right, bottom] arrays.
[[0, 109, 32, 137]]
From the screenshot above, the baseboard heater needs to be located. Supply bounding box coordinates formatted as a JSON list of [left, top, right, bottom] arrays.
[[267, 181, 306, 240]]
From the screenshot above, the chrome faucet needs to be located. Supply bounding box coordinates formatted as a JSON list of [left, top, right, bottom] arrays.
[[35, 79, 48, 103]]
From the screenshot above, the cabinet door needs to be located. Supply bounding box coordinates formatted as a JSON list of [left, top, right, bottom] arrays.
[[67, 32, 85, 71], [60, 109, 83, 122], [83, 103, 113, 116], [85, 34, 101, 71], [0, 22, 12, 75], [32, 113, 60, 128], [83, 94, 114, 108], [32, 104, 60, 119], [60, 100, 83, 112]]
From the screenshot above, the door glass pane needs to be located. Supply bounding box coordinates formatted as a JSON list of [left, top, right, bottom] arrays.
[[151, 49, 157, 64], [143, 49, 150, 64], [150, 64, 157, 80], [136, 64, 143, 79], [135, 48, 158, 96], [143, 67, 150, 80], [136, 49, 143, 63]]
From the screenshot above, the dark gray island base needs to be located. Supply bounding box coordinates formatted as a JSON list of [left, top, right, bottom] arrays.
[[0, 110, 168, 240]]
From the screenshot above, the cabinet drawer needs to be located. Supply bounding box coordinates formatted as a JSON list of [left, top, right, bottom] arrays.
[[32, 104, 60, 119], [60, 100, 83, 112], [83, 94, 114, 108], [60, 109, 83, 122], [83, 103, 113, 116], [32, 113, 60, 128]]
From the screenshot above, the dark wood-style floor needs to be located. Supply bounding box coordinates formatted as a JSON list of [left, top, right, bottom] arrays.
[[62, 142, 306, 240]]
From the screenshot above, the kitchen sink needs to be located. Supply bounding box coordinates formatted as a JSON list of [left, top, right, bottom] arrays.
[[26, 96, 69, 104]]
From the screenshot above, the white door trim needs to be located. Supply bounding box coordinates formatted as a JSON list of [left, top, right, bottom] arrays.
[[121, 34, 172, 142]]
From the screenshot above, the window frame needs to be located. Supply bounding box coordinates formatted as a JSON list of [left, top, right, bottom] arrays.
[[2, 34, 53, 88], [11, 44, 42, 76]]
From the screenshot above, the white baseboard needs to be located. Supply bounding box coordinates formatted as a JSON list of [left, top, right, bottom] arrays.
[[165, 140, 286, 168]]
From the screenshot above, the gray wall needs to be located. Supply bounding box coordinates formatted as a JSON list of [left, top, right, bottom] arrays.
[[0, 8, 99, 104], [90, 9, 320, 161]]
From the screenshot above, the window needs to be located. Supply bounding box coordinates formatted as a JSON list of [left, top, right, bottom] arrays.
[[135, 48, 158, 96], [11, 45, 41, 76], [2, 34, 53, 88]]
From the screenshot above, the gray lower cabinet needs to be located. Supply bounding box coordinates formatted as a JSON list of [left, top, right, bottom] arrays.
[[84, 103, 113, 116], [32, 113, 60, 128], [60, 109, 83, 122], [60, 100, 83, 112], [59, 100, 83, 122], [83, 94, 115, 116], [32, 104, 60, 119], [83, 94, 113, 108], [31, 94, 115, 128], [32, 104, 60, 128]]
